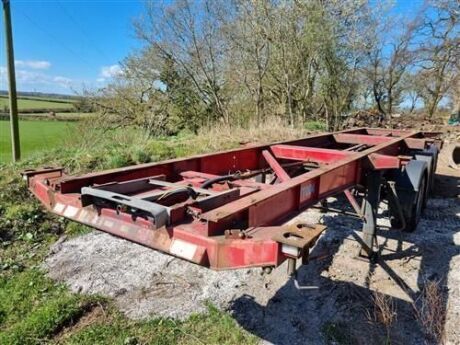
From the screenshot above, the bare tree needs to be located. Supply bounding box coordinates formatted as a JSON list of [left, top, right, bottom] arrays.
[[90, 0, 460, 133], [402, 73, 423, 113], [365, 11, 421, 116], [319, 0, 376, 130], [135, 0, 230, 123], [416, 0, 459, 118]]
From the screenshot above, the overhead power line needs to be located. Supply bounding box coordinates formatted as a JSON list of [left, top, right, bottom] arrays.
[[56, 0, 112, 61], [16, 6, 94, 67]]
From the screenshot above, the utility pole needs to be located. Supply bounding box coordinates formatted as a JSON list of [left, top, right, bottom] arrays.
[[2, 0, 20, 161]]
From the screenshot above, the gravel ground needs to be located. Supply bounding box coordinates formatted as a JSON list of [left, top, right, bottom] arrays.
[[44, 148, 460, 345]]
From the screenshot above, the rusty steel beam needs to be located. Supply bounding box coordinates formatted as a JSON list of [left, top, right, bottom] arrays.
[[334, 133, 394, 146], [365, 128, 411, 137], [404, 138, 432, 150], [344, 189, 363, 218], [335, 132, 433, 151], [201, 132, 417, 233], [368, 153, 402, 170], [262, 150, 290, 182], [270, 144, 353, 163]]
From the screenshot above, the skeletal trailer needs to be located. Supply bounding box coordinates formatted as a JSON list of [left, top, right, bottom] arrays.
[[24, 128, 442, 275]]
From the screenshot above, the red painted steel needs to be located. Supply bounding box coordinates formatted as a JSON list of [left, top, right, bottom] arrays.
[[23, 128, 440, 271], [334, 133, 395, 146], [262, 150, 290, 182], [368, 153, 403, 170], [271, 144, 353, 163], [344, 189, 362, 217]]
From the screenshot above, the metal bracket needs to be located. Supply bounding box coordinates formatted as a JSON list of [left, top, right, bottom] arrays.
[[272, 223, 327, 269], [344, 189, 363, 218], [272, 223, 326, 251], [21, 167, 64, 182], [81, 187, 170, 229]]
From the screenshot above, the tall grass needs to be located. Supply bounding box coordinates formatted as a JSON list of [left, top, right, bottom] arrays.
[[413, 278, 447, 344], [9, 116, 311, 175]]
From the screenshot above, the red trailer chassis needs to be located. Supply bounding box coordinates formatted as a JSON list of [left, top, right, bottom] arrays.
[[23, 128, 442, 274]]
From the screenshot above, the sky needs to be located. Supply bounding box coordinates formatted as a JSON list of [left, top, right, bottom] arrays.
[[0, 0, 146, 95], [0, 0, 424, 95]]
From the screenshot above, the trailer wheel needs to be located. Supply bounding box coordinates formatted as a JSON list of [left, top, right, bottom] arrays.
[[448, 143, 460, 170]]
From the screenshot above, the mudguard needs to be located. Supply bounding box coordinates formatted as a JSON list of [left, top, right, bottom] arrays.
[[387, 159, 428, 231], [414, 144, 439, 195], [392, 160, 428, 192]]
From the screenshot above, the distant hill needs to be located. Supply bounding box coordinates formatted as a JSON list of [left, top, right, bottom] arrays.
[[0, 91, 80, 114], [0, 90, 79, 101]]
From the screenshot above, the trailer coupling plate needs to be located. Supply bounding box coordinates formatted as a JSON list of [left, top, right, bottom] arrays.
[[272, 223, 326, 257]]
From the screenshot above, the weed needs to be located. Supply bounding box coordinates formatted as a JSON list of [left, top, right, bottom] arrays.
[[131, 147, 151, 164], [65, 222, 92, 237], [0, 270, 97, 344], [304, 120, 327, 131], [178, 302, 257, 345], [60, 302, 256, 345], [0, 203, 46, 241], [106, 151, 133, 169], [367, 291, 397, 344], [0, 175, 31, 204], [148, 140, 177, 161], [413, 278, 447, 344], [0, 296, 91, 345]]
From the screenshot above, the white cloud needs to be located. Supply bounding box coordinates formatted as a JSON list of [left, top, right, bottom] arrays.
[[15, 60, 51, 70], [16, 69, 46, 83], [96, 77, 106, 83], [0, 66, 74, 90], [100, 64, 123, 78], [53, 76, 73, 87]]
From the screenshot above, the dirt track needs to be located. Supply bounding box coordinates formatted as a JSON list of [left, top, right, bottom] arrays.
[[44, 145, 460, 345]]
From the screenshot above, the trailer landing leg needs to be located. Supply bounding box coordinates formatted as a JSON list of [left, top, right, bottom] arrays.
[[360, 171, 382, 260]]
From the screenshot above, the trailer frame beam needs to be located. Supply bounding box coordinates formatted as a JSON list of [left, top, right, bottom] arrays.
[[22, 128, 442, 271]]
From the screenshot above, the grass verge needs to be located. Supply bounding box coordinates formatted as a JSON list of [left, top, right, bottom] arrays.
[[0, 269, 256, 345]]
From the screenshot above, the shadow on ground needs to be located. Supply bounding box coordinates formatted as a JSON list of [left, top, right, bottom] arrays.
[[230, 173, 460, 345]]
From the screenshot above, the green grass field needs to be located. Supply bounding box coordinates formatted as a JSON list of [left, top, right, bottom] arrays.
[[0, 120, 76, 163], [0, 96, 74, 111]]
